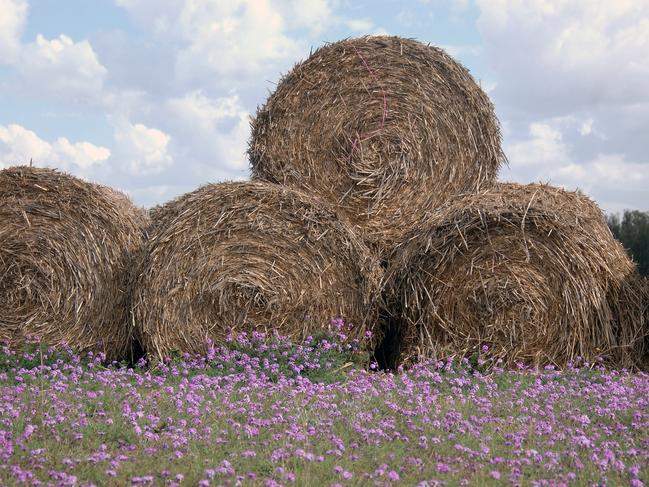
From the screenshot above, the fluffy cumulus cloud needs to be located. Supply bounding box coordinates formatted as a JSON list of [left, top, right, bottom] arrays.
[[114, 0, 339, 83], [0, 124, 110, 169], [16, 34, 108, 101], [163, 91, 249, 173], [0, 0, 27, 62], [476, 0, 649, 211], [281, 0, 332, 33], [2, 0, 390, 208], [0, 1, 108, 101], [476, 0, 649, 115], [557, 155, 647, 189], [505, 123, 571, 169], [175, 1, 298, 82], [112, 0, 185, 33], [500, 119, 648, 212], [112, 119, 173, 175], [2, 0, 642, 212], [556, 154, 648, 214]]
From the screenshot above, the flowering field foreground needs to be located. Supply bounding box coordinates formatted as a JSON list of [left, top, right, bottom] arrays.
[[1, 326, 648, 486]]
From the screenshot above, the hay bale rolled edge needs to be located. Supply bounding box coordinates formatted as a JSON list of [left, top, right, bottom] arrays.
[[384, 182, 647, 369], [133, 180, 382, 360], [0, 166, 150, 361], [249, 35, 505, 253]]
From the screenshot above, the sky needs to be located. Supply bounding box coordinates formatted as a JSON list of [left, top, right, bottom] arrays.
[[0, 0, 647, 214]]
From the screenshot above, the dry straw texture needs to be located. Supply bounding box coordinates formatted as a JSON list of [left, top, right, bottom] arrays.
[[0, 166, 149, 361], [249, 35, 505, 252], [384, 183, 647, 369], [133, 181, 382, 360]]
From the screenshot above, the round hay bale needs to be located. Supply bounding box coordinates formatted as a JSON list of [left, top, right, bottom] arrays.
[[0, 166, 149, 361], [133, 181, 382, 360], [384, 183, 647, 369], [249, 35, 505, 252]]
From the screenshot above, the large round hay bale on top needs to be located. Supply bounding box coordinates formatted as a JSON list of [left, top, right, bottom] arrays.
[[133, 181, 382, 360], [384, 183, 647, 369], [249, 35, 505, 252], [0, 166, 148, 361]]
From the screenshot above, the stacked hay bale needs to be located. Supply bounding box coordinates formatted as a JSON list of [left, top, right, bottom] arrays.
[[3, 36, 635, 370], [249, 35, 505, 254], [0, 166, 149, 361], [133, 181, 381, 360], [248, 35, 648, 369], [384, 183, 647, 369]]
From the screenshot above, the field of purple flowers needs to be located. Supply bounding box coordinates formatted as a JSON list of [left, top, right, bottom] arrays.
[[1, 323, 648, 486]]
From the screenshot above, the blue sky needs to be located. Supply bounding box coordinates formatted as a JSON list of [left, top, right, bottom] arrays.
[[1, 0, 647, 213]]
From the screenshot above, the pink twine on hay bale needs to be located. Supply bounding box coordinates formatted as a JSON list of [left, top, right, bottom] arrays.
[[347, 44, 389, 163]]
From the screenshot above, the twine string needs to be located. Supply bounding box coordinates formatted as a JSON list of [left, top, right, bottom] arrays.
[[347, 44, 389, 163]]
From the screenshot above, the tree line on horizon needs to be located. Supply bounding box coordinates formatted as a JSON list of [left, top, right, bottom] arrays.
[[607, 210, 649, 277]]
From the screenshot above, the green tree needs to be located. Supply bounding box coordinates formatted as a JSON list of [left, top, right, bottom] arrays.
[[607, 210, 649, 277]]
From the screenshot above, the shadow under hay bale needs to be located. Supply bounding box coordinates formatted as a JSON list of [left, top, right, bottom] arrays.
[[133, 181, 382, 360], [249, 35, 505, 254], [383, 182, 647, 369], [372, 309, 404, 371], [0, 166, 149, 362]]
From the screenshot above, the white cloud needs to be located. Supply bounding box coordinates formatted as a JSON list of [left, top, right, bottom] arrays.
[[166, 91, 245, 128], [289, 0, 333, 33], [371, 27, 390, 36], [345, 19, 374, 32], [0, 124, 50, 166], [476, 0, 649, 113], [112, 0, 183, 34], [439, 44, 482, 58], [164, 91, 250, 173], [52, 139, 111, 169], [501, 119, 648, 212], [116, 0, 334, 36], [505, 122, 571, 168], [556, 154, 647, 190], [0, 124, 110, 170], [112, 119, 173, 175], [109, 0, 385, 102], [127, 184, 180, 204], [174, 1, 300, 80], [578, 118, 593, 136], [478, 1, 649, 211], [17, 34, 108, 100], [0, 0, 27, 62], [115, 0, 337, 82], [418, 0, 469, 8], [102, 89, 150, 119]]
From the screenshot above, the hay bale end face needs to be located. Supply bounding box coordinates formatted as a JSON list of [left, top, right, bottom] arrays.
[[133, 181, 382, 360], [384, 183, 647, 369], [0, 166, 149, 361], [249, 35, 505, 252]]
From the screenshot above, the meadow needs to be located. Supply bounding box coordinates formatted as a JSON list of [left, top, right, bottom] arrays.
[[1, 322, 647, 486]]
